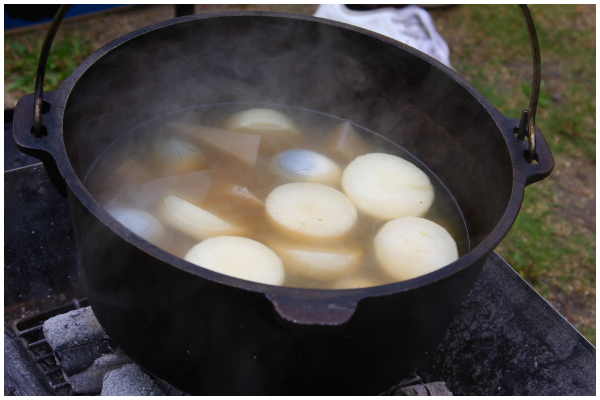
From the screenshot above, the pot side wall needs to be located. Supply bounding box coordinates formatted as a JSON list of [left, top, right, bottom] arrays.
[[69, 189, 485, 395]]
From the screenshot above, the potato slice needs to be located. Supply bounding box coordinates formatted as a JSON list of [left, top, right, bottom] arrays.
[[168, 122, 261, 167], [271, 149, 342, 186], [107, 207, 167, 247], [374, 216, 458, 281], [159, 194, 247, 241], [325, 121, 371, 161], [150, 138, 209, 176], [225, 108, 301, 139], [330, 276, 381, 289], [225, 108, 303, 154], [267, 238, 363, 280], [266, 182, 357, 242], [341, 153, 434, 220], [184, 236, 285, 285]]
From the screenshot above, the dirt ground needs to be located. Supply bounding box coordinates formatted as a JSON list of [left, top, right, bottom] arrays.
[[540, 156, 596, 333], [5, 4, 595, 341]]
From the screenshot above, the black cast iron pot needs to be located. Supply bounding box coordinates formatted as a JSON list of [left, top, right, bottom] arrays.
[[13, 10, 554, 395]]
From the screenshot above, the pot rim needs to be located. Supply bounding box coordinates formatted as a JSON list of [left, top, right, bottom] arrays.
[[51, 11, 528, 299]]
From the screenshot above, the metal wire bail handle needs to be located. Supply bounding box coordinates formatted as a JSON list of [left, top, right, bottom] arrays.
[[32, 4, 72, 138], [517, 4, 541, 163]]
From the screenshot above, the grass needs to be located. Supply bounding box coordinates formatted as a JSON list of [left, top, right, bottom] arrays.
[[434, 4, 596, 343], [447, 5, 596, 159], [501, 185, 595, 294], [4, 31, 93, 94]]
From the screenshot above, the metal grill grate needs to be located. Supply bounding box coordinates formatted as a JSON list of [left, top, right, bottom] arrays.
[[9, 298, 90, 396]]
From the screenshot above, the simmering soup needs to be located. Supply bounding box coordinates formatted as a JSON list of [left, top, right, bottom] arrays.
[[84, 104, 469, 289]]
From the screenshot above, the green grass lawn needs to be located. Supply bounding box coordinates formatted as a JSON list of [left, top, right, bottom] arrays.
[[432, 4, 595, 343], [4, 4, 595, 343], [5, 31, 92, 93]]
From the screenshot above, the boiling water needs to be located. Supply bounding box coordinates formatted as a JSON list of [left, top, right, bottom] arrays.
[[84, 103, 469, 289]]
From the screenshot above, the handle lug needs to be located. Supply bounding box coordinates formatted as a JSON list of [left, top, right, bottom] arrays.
[[13, 92, 67, 197], [266, 293, 358, 326]]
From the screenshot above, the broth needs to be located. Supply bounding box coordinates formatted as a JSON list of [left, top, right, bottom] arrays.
[[84, 103, 469, 289]]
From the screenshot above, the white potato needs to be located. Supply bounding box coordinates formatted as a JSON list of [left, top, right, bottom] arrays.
[[374, 216, 458, 281], [342, 153, 434, 220], [267, 238, 363, 280], [159, 194, 247, 241], [272, 149, 342, 186], [150, 138, 209, 176], [225, 108, 303, 154], [107, 207, 167, 246], [225, 108, 301, 139], [330, 276, 381, 289], [184, 236, 285, 285], [266, 183, 357, 242]]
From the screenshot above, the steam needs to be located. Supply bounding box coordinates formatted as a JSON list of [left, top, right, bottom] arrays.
[[77, 16, 386, 191], [74, 13, 478, 261], [71, 16, 392, 162]]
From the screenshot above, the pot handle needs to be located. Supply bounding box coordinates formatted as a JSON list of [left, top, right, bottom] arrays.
[[265, 293, 358, 326], [32, 4, 71, 138], [12, 5, 72, 197], [519, 124, 554, 186], [510, 5, 554, 184], [13, 92, 67, 197]]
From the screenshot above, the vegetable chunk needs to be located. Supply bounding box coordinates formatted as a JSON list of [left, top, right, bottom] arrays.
[[150, 138, 209, 176], [184, 236, 285, 285], [168, 122, 261, 167], [159, 194, 247, 241], [342, 153, 434, 220], [272, 149, 342, 186], [325, 121, 371, 161], [107, 207, 166, 246], [374, 216, 458, 281], [225, 108, 303, 154], [226, 108, 302, 139], [266, 183, 357, 242], [268, 239, 363, 280], [330, 276, 381, 289]]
